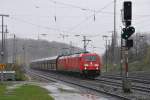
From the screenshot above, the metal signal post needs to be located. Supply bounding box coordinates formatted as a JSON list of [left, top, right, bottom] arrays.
[[121, 1, 135, 93]]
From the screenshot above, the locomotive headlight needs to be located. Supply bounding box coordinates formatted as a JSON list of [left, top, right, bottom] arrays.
[[84, 64, 88, 67], [96, 67, 99, 70], [84, 67, 87, 70], [94, 64, 99, 67]]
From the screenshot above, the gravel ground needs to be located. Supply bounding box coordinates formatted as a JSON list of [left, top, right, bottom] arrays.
[[41, 82, 117, 100]]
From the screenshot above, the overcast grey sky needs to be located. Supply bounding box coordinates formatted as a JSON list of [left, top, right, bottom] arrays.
[[0, 0, 150, 54]]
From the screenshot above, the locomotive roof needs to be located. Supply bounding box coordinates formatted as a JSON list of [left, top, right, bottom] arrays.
[[31, 56, 58, 62], [59, 53, 99, 59], [31, 53, 100, 62]]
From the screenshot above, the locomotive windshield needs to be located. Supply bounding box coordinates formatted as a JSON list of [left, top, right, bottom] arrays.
[[84, 56, 96, 61]]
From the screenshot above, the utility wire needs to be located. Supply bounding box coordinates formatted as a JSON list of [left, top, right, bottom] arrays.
[[9, 1, 114, 38], [47, 0, 95, 12], [10, 13, 113, 17], [10, 17, 70, 34], [10, 16, 105, 39], [68, 1, 114, 32]]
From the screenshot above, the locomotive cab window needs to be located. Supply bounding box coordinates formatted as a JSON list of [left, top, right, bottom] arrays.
[[84, 56, 97, 61]]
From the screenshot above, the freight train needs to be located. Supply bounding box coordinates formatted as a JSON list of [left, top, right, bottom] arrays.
[[30, 52, 102, 78]]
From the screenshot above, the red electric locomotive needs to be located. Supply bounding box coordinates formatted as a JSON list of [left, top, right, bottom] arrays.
[[30, 53, 102, 78], [57, 53, 102, 78]]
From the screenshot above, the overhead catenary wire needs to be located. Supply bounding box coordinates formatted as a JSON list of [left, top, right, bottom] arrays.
[[9, 16, 90, 38], [68, 0, 114, 32], [8, 0, 115, 36], [9, 0, 118, 32], [9, 16, 91, 37], [8, 0, 116, 39], [10, 13, 113, 39], [47, 0, 96, 12], [10, 16, 70, 34]]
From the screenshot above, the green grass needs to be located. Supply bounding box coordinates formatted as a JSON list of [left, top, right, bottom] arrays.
[[0, 84, 54, 100], [0, 83, 6, 95], [15, 70, 27, 81], [14, 64, 27, 81]]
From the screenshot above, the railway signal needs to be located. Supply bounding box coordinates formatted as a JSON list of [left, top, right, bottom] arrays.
[[122, 1, 135, 49], [123, 1, 132, 27], [121, 1, 135, 93], [123, 1, 132, 20], [121, 26, 135, 40], [126, 39, 133, 49]]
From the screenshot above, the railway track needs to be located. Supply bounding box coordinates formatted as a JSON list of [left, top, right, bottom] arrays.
[[101, 71, 150, 84], [98, 73, 150, 94], [95, 78, 150, 93], [100, 73, 150, 84], [26, 69, 131, 100]]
